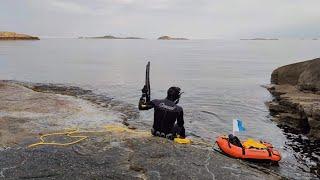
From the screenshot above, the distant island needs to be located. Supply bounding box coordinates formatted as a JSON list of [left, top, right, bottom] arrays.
[[0, 31, 39, 40], [158, 36, 189, 40], [79, 35, 143, 39], [240, 38, 279, 41], [312, 38, 318, 40]]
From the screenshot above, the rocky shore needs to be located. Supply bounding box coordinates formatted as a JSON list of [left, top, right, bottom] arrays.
[[0, 32, 39, 40], [0, 80, 281, 179], [266, 58, 320, 141]]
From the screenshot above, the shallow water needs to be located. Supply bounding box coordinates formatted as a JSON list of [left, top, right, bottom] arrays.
[[0, 39, 320, 179]]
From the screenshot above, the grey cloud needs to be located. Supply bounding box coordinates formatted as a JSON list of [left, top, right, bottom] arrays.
[[1, 0, 320, 38]]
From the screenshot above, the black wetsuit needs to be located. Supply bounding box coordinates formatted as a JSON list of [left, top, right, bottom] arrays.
[[139, 98, 185, 138]]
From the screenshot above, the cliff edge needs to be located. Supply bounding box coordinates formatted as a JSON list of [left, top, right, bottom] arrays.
[[271, 58, 320, 92], [267, 58, 320, 140]]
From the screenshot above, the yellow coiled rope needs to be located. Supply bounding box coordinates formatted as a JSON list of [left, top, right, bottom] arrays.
[[28, 128, 89, 148], [28, 124, 212, 148], [28, 125, 150, 148]]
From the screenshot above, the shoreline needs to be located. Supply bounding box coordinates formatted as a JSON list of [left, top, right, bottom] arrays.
[[266, 58, 320, 141], [0, 80, 282, 179], [266, 58, 320, 177]]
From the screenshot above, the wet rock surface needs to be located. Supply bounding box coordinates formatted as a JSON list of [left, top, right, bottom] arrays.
[[0, 80, 283, 179], [15, 80, 140, 125], [267, 85, 320, 138], [0, 80, 133, 146]]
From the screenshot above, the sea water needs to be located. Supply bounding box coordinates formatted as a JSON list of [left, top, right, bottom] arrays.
[[0, 38, 319, 179]]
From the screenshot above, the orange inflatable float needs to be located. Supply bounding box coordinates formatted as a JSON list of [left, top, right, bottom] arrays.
[[216, 136, 281, 162]]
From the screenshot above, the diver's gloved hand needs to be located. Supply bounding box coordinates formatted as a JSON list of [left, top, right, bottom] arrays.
[[178, 135, 185, 139], [141, 85, 148, 93], [178, 127, 186, 138]]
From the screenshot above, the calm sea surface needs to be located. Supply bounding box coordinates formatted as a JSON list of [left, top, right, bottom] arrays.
[[0, 39, 319, 179]]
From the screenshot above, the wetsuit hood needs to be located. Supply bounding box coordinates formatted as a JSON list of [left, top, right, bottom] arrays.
[[166, 86, 182, 104]]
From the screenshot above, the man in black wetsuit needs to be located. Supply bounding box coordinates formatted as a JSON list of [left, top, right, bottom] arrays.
[[138, 86, 185, 140]]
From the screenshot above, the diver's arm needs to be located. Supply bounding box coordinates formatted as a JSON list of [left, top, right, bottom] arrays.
[[138, 85, 154, 110], [138, 95, 154, 110], [177, 109, 186, 137], [138, 85, 153, 110]]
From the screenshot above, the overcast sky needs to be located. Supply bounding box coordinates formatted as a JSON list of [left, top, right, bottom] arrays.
[[1, 0, 320, 39]]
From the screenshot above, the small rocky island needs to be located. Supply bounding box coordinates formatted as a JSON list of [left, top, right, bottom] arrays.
[[158, 36, 188, 40], [79, 35, 143, 39], [267, 58, 320, 140], [0, 31, 39, 40], [240, 38, 279, 40]]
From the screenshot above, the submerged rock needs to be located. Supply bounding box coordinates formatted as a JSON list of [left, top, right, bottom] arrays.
[[0, 31, 39, 40]]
